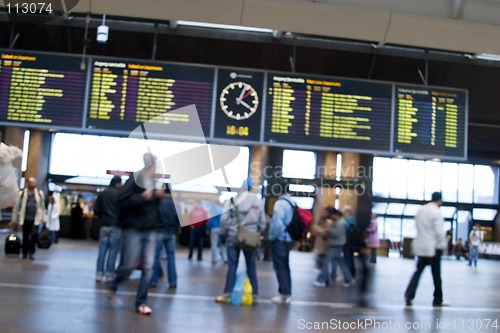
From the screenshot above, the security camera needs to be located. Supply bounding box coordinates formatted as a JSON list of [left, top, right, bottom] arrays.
[[97, 24, 109, 43]]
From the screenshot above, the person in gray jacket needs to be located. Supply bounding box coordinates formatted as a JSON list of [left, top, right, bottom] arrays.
[[313, 207, 355, 288], [215, 178, 266, 303]]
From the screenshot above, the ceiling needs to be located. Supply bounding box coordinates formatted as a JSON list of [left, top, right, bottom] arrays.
[[18, 0, 499, 55]]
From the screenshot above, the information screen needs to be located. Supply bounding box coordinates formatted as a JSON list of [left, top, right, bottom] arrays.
[[87, 58, 214, 138], [394, 85, 467, 159], [264, 73, 393, 152], [213, 68, 264, 142], [0, 51, 86, 128]]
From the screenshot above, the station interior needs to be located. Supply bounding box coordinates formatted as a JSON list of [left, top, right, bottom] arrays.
[[1, 1, 500, 332]]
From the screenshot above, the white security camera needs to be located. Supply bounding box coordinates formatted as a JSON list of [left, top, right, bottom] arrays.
[[97, 24, 109, 43]]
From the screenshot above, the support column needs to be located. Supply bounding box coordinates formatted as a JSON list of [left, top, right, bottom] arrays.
[[24, 130, 51, 190], [249, 145, 269, 194]]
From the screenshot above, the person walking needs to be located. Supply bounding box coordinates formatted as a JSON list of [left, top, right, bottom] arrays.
[[93, 176, 122, 283], [404, 192, 448, 307], [109, 153, 167, 315], [313, 207, 355, 288], [468, 223, 484, 267], [366, 214, 380, 264], [187, 203, 209, 261], [46, 193, 61, 244], [150, 189, 180, 289], [215, 178, 266, 303], [11, 177, 46, 260], [208, 200, 227, 265]]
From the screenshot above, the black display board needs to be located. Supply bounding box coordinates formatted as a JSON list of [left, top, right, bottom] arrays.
[[0, 51, 86, 128], [264, 73, 393, 152], [213, 68, 264, 142], [86, 58, 214, 138], [394, 85, 467, 159]]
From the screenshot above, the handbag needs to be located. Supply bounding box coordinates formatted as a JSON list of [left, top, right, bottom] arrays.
[[231, 195, 261, 251]]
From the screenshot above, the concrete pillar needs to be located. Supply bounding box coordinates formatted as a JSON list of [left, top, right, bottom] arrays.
[[24, 130, 51, 190], [249, 145, 269, 194]]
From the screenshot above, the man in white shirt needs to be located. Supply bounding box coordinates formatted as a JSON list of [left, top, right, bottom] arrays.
[[468, 223, 484, 267], [404, 192, 448, 307]]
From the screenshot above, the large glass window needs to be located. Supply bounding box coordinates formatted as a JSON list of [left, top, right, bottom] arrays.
[[407, 160, 425, 200], [458, 164, 474, 203], [441, 163, 458, 202], [372, 157, 391, 197], [474, 165, 497, 204], [389, 159, 408, 199], [50, 133, 250, 188], [424, 161, 441, 200], [282, 150, 316, 179]]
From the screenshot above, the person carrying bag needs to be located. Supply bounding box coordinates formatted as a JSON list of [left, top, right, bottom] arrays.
[[215, 178, 266, 304]]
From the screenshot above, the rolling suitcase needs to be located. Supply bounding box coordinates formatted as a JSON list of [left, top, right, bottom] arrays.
[[5, 233, 21, 256]]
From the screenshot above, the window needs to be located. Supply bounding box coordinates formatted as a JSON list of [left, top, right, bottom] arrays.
[[472, 208, 498, 221], [282, 150, 316, 179], [424, 161, 441, 200], [49, 133, 250, 188], [389, 159, 408, 199], [458, 164, 474, 203], [407, 160, 425, 200], [441, 163, 458, 202], [474, 165, 497, 204], [401, 219, 416, 238], [372, 157, 391, 197]]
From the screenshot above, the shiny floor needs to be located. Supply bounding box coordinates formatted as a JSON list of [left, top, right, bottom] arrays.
[[1, 233, 499, 333]]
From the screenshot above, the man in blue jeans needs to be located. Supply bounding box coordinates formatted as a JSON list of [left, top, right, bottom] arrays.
[[109, 153, 167, 315], [94, 176, 122, 283], [150, 190, 180, 289], [268, 193, 295, 304]]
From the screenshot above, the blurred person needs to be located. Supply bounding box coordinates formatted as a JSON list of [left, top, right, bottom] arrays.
[[313, 207, 354, 288], [311, 207, 338, 281], [150, 188, 180, 289], [342, 205, 357, 278], [468, 223, 484, 267], [93, 176, 122, 283], [11, 177, 46, 260], [404, 192, 448, 307], [46, 193, 61, 244], [208, 199, 227, 265], [268, 193, 295, 304], [187, 202, 209, 261], [71, 198, 84, 239], [215, 178, 266, 303], [366, 213, 380, 264], [109, 153, 167, 315], [452, 237, 467, 260]]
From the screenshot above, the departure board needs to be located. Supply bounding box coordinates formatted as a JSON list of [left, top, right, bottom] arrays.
[[394, 85, 467, 159], [264, 73, 393, 152], [0, 51, 86, 128], [213, 68, 264, 142], [87, 58, 214, 138]]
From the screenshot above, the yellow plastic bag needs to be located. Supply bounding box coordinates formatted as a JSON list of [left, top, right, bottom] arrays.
[[241, 277, 253, 306]]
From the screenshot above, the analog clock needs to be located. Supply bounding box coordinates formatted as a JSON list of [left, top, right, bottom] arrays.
[[219, 81, 259, 120]]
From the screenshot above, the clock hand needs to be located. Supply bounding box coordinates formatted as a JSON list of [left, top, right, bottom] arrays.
[[240, 100, 252, 109], [236, 87, 247, 104], [241, 90, 253, 100]]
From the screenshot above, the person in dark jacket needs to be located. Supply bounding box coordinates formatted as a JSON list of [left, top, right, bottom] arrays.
[[109, 153, 167, 315], [150, 187, 180, 289], [94, 176, 122, 283]]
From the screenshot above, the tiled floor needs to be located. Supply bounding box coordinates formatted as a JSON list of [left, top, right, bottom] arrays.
[[1, 234, 499, 333]]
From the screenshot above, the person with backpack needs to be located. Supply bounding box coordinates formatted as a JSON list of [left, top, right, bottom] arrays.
[[11, 177, 46, 260], [268, 193, 295, 304], [215, 178, 266, 303], [313, 207, 355, 288], [150, 188, 180, 289]]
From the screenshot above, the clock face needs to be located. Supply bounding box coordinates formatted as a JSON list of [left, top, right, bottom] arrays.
[[219, 81, 259, 120]]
